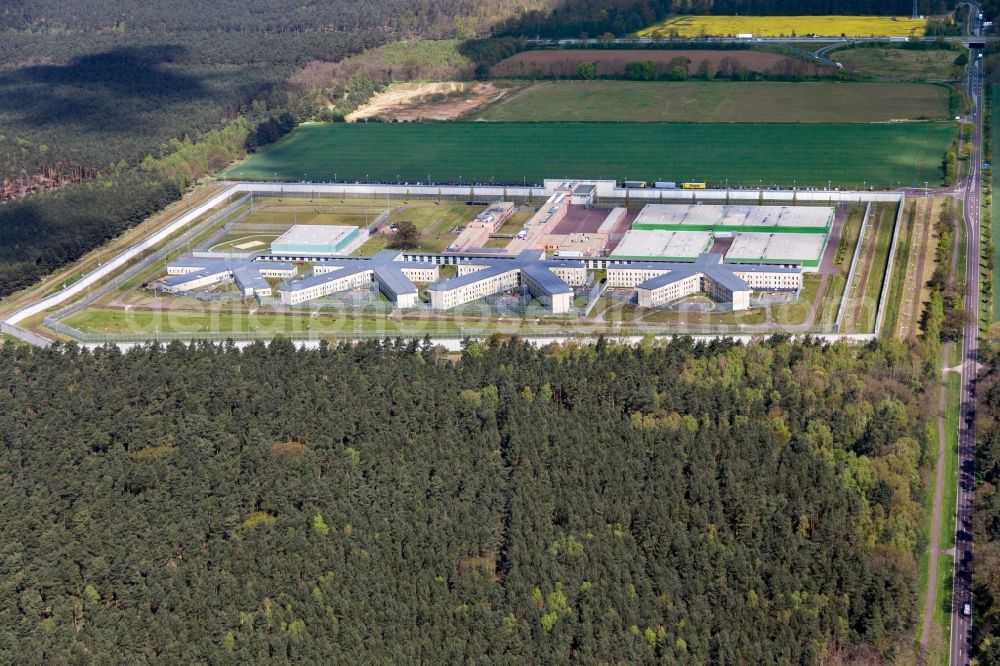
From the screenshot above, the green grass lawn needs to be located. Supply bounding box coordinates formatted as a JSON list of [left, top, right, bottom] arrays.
[[835, 47, 961, 81], [63, 304, 775, 340], [592, 300, 768, 326], [771, 273, 821, 325], [835, 206, 866, 272], [942, 371, 961, 552], [224, 121, 955, 189], [62, 307, 491, 338], [497, 211, 534, 235], [913, 368, 959, 663], [820, 274, 846, 325], [210, 233, 279, 252], [882, 201, 916, 336], [356, 235, 391, 255], [936, 553, 954, 665], [957, 202, 967, 298], [993, 85, 1000, 322], [395, 205, 473, 235], [476, 81, 948, 123], [242, 210, 376, 226], [858, 203, 898, 332]]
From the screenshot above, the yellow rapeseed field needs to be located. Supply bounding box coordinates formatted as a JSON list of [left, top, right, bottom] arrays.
[[637, 16, 928, 39]]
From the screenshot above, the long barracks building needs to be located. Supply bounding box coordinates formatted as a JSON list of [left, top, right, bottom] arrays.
[[606, 253, 801, 311], [162, 257, 295, 301], [277, 250, 438, 308], [161, 251, 801, 313], [427, 250, 587, 314]]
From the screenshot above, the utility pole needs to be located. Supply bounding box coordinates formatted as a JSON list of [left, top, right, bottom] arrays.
[[912, 0, 918, 19]]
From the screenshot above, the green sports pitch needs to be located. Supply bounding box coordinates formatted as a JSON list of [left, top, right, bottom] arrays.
[[225, 121, 954, 188]]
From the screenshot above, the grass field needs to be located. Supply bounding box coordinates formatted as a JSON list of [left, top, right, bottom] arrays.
[[225, 122, 954, 188], [590, 300, 767, 326], [834, 48, 960, 81], [860, 204, 897, 331], [935, 553, 954, 665], [497, 212, 533, 234], [209, 233, 279, 252], [476, 81, 947, 123], [60, 303, 775, 339], [359, 202, 514, 254], [393, 205, 473, 235], [883, 201, 916, 336], [771, 273, 821, 325], [861, 204, 897, 330], [993, 84, 1000, 322], [943, 371, 961, 552], [240, 208, 383, 226], [389, 205, 473, 252], [637, 15, 928, 39], [818, 274, 845, 325], [842, 203, 896, 332]]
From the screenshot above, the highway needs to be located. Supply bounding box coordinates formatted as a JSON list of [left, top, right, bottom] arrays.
[[949, 5, 984, 665]]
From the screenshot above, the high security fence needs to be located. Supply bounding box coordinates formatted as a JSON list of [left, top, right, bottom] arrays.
[[43, 194, 252, 334], [42, 317, 841, 345], [1, 321, 55, 347]]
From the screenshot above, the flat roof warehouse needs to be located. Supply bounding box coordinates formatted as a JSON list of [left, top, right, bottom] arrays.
[[271, 224, 366, 256], [631, 204, 833, 233]]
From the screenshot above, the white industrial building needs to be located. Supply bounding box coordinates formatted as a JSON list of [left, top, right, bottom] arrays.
[[724, 233, 828, 270], [270, 224, 368, 257], [611, 230, 714, 261], [278, 250, 438, 308], [607, 253, 801, 311], [427, 249, 587, 314], [631, 204, 834, 233], [616, 203, 833, 270]]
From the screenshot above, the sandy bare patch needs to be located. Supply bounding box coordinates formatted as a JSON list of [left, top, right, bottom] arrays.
[[347, 82, 523, 122]]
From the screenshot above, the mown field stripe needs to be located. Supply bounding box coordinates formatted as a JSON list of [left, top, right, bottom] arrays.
[[226, 122, 954, 189]]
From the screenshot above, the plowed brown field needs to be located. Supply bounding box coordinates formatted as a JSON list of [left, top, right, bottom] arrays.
[[491, 49, 831, 78]]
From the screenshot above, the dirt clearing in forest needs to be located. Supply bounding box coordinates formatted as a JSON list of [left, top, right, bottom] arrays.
[[347, 82, 524, 122]]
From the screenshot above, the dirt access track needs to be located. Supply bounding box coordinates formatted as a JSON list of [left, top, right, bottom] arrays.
[[347, 82, 523, 122], [491, 49, 831, 78]]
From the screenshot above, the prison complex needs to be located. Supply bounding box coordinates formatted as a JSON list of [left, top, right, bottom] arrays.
[[156, 194, 820, 314]]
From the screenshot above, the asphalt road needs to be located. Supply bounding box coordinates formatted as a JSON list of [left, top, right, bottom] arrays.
[[949, 7, 984, 665], [525, 35, 997, 47]]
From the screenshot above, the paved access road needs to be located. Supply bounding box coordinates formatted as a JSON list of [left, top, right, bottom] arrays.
[[949, 6, 984, 665]]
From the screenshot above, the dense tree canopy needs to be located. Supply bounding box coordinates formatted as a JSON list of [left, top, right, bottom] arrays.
[[0, 336, 934, 662], [0, 0, 532, 295], [0, 173, 180, 297], [973, 344, 1000, 663]]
